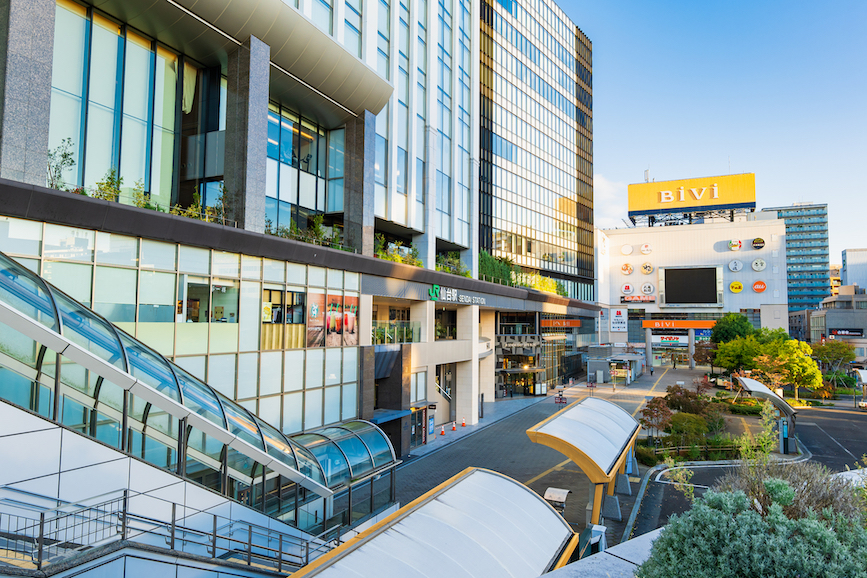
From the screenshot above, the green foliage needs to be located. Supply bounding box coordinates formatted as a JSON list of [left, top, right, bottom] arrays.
[[812, 340, 857, 372], [663, 455, 695, 502], [93, 167, 122, 201], [710, 312, 755, 344], [728, 402, 762, 415], [47, 138, 76, 190], [703, 402, 727, 436], [669, 413, 708, 439], [768, 338, 823, 395], [635, 445, 659, 466], [479, 250, 516, 283], [714, 335, 761, 372], [436, 252, 471, 277], [822, 370, 855, 389], [752, 326, 791, 344], [374, 233, 423, 267], [639, 396, 672, 440], [131, 180, 164, 211], [636, 489, 867, 578], [763, 478, 795, 507]]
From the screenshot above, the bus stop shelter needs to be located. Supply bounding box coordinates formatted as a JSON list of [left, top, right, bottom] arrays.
[[734, 375, 797, 452], [526, 397, 641, 527]]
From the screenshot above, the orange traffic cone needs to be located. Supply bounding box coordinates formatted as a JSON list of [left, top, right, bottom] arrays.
[[452, 421, 456, 431], [461, 417, 466, 427], [440, 425, 445, 436]]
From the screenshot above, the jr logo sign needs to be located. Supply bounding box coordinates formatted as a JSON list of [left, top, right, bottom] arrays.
[[429, 285, 440, 301]]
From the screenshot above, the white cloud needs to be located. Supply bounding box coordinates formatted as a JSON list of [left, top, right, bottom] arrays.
[[593, 173, 629, 229]]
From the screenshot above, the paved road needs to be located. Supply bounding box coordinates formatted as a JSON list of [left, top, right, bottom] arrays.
[[795, 405, 867, 471]]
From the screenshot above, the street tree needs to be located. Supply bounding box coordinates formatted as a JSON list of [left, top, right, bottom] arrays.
[[692, 340, 717, 373], [710, 312, 754, 344], [753, 327, 790, 345], [639, 397, 672, 442], [811, 340, 856, 374], [753, 353, 789, 393], [714, 335, 761, 373], [765, 339, 823, 400]]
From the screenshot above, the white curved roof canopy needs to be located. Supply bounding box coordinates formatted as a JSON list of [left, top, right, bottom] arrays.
[[734, 376, 797, 419], [292, 468, 575, 578], [853, 369, 867, 385], [527, 397, 640, 482]]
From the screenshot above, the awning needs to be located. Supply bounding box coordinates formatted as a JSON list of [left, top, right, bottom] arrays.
[[290, 468, 577, 578], [734, 376, 797, 420], [368, 408, 412, 425], [374, 345, 401, 380]]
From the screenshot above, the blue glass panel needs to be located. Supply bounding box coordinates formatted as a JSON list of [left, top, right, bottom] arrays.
[[330, 433, 373, 478], [256, 417, 298, 470], [289, 442, 327, 486], [174, 366, 225, 428], [221, 398, 264, 449], [117, 331, 180, 403], [51, 289, 125, 370], [293, 433, 350, 488], [354, 427, 394, 468], [0, 253, 58, 330]]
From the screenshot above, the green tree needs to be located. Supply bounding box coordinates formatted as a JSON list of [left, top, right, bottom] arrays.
[[753, 327, 790, 345], [765, 339, 823, 400], [639, 397, 672, 442], [710, 312, 755, 343], [692, 340, 717, 372], [714, 335, 761, 373], [47, 138, 76, 190], [811, 340, 856, 374]]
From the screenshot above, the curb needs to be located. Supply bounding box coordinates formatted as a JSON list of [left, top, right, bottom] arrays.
[[396, 396, 549, 469], [620, 437, 811, 543]]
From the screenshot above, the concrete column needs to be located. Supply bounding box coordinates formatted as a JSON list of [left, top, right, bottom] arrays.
[[224, 36, 270, 233], [358, 346, 375, 420], [461, 156, 480, 277], [478, 309, 496, 401], [344, 110, 376, 256], [455, 305, 480, 425], [0, 0, 55, 185], [688, 328, 696, 369], [359, 294, 373, 347], [645, 328, 653, 365], [410, 300, 434, 343]]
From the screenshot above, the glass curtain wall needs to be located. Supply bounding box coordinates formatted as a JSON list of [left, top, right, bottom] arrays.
[[414, 0, 428, 232], [48, 0, 226, 211], [435, 0, 453, 241], [265, 104, 333, 233]]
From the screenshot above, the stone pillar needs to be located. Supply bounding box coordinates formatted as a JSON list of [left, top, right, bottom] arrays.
[[0, 0, 55, 185], [478, 309, 496, 401], [344, 110, 376, 256], [455, 305, 480, 425], [645, 327, 653, 366], [224, 36, 269, 233], [688, 328, 696, 369], [358, 346, 375, 420]]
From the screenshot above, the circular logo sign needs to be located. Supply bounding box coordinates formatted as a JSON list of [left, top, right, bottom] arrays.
[[621, 263, 634, 275], [729, 281, 743, 293], [729, 239, 742, 251], [641, 282, 655, 295], [620, 245, 634, 256], [640, 244, 652, 255], [641, 262, 654, 275], [728, 260, 743, 272], [753, 280, 767, 293], [752, 258, 767, 272], [621, 283, 635, 295], [752, 238, 765, 250]]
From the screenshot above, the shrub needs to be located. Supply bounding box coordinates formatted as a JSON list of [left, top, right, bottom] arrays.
[[635, 446, 658, 466], [636, 489, 867, 578], [824, 370, 855, 389], [664, 384, 708, 414], [687, 444, 701, 460], [728, 403, 762, 416], [669, 413, 708, 439]]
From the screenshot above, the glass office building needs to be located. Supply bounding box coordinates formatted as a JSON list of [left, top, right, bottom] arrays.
[[761, 203, 830, 312], [480, 0, 594, 300]]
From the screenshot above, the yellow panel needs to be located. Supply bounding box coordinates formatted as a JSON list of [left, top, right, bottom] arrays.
[[628, 173, 756, 214]]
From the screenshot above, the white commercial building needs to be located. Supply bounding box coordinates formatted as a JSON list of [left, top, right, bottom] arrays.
[[596, 219, 788, 367]]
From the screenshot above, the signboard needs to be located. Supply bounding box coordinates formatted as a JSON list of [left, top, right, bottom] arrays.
[[753, 281, 767, 293], [627, 173, 756, 217], [621, 295, 656, 303], [429, 284, 487, 305], [541, 319, 582, 328], [610, 309, 628, 332], [830, 328, 864, 337], [642, 320, 716, 329], [752, 238, 765, 250], [730, 281, 743, 293], [652, 335, 689, 346]]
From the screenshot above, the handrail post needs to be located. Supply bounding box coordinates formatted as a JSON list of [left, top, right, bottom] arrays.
[[278, 534, 283, 572], [246, 524, 253, 565], [304, 540, 309, 566], [122, 489, 128, 540], [211, 514, 217, 558], [36, 512, 45, 570], [170, 503, 176, 550]]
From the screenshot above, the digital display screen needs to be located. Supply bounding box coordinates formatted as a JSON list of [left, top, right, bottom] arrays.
[[664, 268, 718, 304]]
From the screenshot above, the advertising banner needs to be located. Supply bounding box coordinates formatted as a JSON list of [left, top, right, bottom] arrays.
[[610, 309, 628, 333], [628, 173, 756, 216], [306, 290, 325, 348], [326, 292, 343, 347], [343, 293, 359, 346]]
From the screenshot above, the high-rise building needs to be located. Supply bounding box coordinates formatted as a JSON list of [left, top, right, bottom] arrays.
[[842, 248, 867, 288], [0, 0, 599, 541], [479, 0, 594, 301], [761, 203, 830, 311]]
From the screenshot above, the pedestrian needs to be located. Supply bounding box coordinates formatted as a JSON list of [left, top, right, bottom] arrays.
[[650, 366, 654, 377], [673, 358, 677, 370]]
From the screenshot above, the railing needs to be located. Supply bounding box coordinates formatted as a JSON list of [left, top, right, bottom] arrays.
[[435, 323, 457, 340], [436, 382, 452, 402], [371, 321, 421, 344], [497, 323, 537, 336], [0, 490, 341, 572]]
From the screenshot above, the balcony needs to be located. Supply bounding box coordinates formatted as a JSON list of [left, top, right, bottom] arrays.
[[371, 321, 421, 344]]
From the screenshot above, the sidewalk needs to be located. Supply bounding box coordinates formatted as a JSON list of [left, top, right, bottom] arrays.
[[403, 395, 549, 461]]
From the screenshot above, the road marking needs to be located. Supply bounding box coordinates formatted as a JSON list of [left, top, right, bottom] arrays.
[[525, 458, 571, 485], [631, 368, 669, 417], [800, 408, 867, 417], [739, 417, 749, 434], [810, 422, 858, 461]]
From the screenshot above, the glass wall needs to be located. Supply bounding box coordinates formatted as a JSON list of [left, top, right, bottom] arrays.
[[49, 0, 225, 211], [0, 216, 361, 434]]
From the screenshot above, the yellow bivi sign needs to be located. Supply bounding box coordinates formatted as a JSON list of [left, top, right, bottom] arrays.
[[628, 173, 756, 216]]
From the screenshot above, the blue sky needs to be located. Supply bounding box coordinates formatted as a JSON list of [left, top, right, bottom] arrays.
[[558, 0, 867, 264]]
